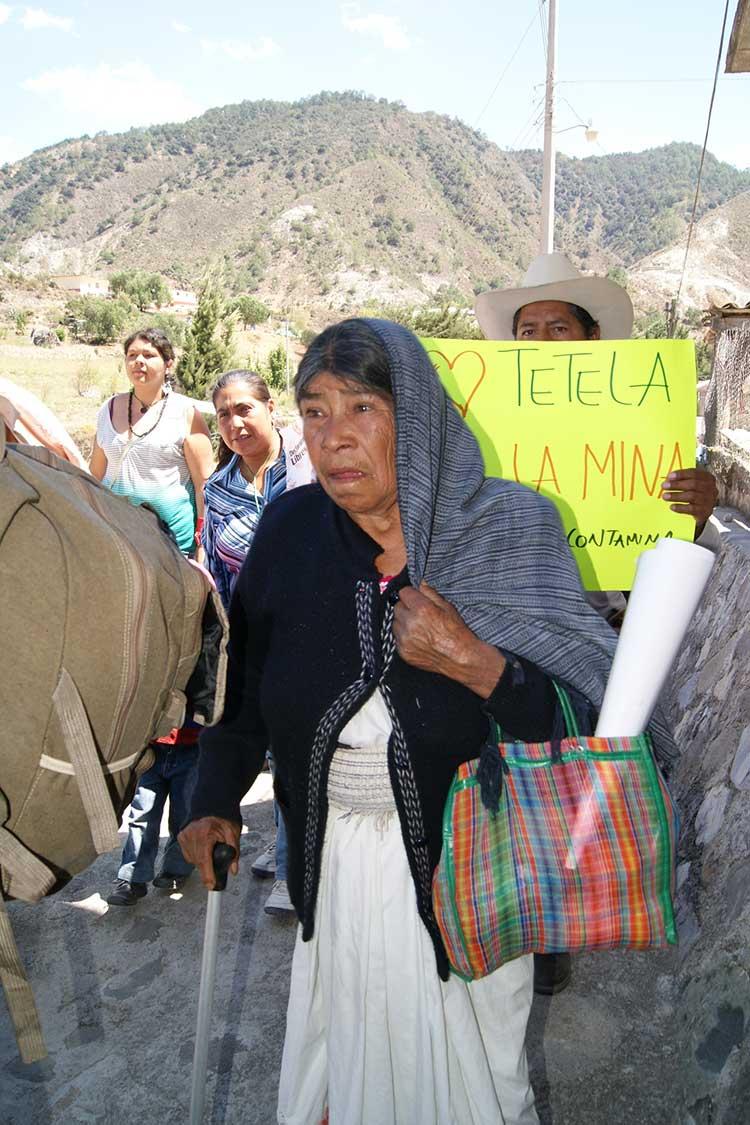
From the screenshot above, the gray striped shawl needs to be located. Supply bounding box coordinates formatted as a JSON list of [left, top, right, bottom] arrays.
[[363, 319, 676, 772]]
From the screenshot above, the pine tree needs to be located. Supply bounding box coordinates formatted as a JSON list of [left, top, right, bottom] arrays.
[[176, 271, 236, 398]]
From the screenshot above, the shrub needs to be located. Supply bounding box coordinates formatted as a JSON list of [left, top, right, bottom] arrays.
[[75, 357, 97, 397], [65, 296, 132, 344], [110, 269, 171, 312], [231, 295, 271, 329], [266, 344, 287, 391], [380, 302, 482, 340]]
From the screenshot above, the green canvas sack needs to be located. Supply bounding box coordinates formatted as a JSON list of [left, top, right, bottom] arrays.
[[0, 429, 227, 1061]]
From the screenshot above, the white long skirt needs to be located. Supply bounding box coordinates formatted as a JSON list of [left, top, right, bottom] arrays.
[[277, 804, 538, 1125]]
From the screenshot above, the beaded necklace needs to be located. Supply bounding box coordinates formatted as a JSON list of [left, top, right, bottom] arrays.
[[127, 387, 169, 441], [131, 388, 152, 414]]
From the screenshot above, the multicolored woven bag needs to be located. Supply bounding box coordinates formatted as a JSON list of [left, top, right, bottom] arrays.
[[433, 683, 678, 981]]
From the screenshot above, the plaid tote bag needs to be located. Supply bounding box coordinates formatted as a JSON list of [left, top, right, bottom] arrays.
[[432, 683, 678, 981]]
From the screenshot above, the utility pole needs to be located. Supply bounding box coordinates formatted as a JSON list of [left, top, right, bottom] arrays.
[[283, 320, 291, 394], [665, 298, 677, 338], [540, 0, 558, 254]]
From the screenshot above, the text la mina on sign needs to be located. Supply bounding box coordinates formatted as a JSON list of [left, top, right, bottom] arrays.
[[510, 440, 685, 501]]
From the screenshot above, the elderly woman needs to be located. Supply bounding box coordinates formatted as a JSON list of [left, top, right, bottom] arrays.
[[180, 319, 673, 1124]]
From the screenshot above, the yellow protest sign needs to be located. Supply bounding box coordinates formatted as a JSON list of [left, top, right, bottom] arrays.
[[421, 338, 697, 591]]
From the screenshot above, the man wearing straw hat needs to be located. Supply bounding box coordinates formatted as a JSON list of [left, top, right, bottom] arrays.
[[475, 252, 717, 539], [475, 253, 718, 995]]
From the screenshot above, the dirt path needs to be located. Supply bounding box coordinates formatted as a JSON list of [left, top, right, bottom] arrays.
[[1, 774, 679, 1125]]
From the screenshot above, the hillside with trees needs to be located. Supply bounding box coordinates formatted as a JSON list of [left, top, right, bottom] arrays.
[[1, 92, 749, 314], [514, 143, 750, 263]]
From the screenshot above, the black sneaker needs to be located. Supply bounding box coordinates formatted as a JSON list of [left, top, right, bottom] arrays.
[[152, 872, 190, 890], [106, 879, 147, 906]]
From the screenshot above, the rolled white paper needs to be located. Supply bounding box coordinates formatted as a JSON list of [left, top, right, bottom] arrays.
[[595, 537, 715, 737]]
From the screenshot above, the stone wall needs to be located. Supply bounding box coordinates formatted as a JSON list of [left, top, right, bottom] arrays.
[[704, 318, 750, 519], [664, 510, 750, 1123], [708, 443, 750, 520]]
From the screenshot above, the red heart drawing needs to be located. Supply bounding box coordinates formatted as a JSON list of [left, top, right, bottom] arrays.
[[427, 349, 487, 419]]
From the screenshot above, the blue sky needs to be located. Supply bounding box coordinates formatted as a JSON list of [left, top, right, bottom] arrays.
[[1, 1, 748, 169]]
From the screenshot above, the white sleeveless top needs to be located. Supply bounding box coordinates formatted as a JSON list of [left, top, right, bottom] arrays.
[[96, 390, 196, 553]]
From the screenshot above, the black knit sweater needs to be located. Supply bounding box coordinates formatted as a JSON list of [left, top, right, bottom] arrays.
[[190, 484, 575, 979]]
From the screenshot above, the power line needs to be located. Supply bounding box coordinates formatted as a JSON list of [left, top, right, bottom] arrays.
[[674, 0, 733, 314], [559, 96, 589, 129], [515, 114, 545, 153], [537, 0, 548, 62], [559, 94, 608, 154], [473, 5, 542, 128], [509, 93, 546, 150]]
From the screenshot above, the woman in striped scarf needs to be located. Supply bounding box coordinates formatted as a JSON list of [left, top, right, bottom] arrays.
[[203, 369, 314, 914]]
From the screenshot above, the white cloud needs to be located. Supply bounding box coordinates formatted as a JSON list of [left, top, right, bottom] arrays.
[[340, 4, 410, 50], [22, 62, 200, 129], [20, 7, 73, 31], [200, 36, 279, 61], [172, 20, 190, 34], [0, 6, 12, 26]]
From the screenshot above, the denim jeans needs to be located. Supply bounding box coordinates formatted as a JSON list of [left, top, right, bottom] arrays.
[[117, 743, 199, 883], [268, 752, 288, 883], [274, 796, 289, 883]]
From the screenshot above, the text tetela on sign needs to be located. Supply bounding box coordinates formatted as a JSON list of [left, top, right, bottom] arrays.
[[421, 338, 697, 591]]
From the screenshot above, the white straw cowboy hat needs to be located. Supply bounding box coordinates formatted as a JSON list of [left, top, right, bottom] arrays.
[[474, 252, 634, 340]]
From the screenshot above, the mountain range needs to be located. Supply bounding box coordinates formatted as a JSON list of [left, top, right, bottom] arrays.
[[2, 91, 749, 314]]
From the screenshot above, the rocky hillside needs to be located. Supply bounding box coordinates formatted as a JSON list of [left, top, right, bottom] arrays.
[[2, 92, 749, 313], [628, 190, 750, 311]]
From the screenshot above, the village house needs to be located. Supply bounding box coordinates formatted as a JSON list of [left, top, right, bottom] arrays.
[[165, 282, 198, 314], [51, 274, 110, 298]]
